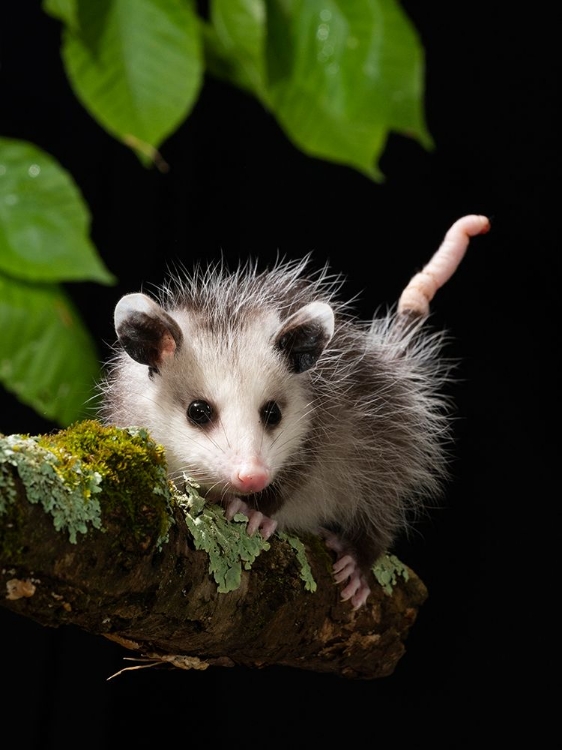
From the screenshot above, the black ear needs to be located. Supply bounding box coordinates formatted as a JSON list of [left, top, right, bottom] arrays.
[[275, 301, 335, 373], [114, 293, 183, 370]]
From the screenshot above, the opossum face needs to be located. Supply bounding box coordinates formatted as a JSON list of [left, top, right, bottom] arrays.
[[110, 293, 334, 499], [146, 317, 312, 495]]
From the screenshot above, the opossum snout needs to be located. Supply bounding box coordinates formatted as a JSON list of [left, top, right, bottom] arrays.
[[230, 460, 271, 494]]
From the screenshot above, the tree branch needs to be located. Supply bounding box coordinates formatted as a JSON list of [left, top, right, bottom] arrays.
[[0, 421, 427, 680]]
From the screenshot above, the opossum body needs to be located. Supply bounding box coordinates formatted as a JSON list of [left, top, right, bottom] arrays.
[[99, 215, 490, 609]]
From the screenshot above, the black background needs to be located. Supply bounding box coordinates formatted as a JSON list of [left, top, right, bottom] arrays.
[[1, 2, 555, 748]]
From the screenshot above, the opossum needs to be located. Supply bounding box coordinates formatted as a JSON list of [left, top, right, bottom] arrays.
[[99, 214, 490, 609]]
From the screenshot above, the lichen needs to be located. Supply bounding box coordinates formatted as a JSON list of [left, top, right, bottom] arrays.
[[175, 479, 318, 596], [277, 531, 317, 592], [0, 421, 174, 550], [0, 432, 103, 543], [373, 553, 410, 595], [176, 480, 271, 593]]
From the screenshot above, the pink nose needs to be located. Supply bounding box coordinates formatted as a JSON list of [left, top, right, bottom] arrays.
[[231, 462, 270, 493]]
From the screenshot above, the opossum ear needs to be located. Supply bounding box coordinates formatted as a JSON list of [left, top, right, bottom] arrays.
[[275, 301, 335, 373], [114, 293, 183, 370]]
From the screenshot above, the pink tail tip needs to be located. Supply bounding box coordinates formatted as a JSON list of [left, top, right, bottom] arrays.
[[398, 214, 490, 316]]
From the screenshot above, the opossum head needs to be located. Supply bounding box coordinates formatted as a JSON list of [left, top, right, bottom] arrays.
[[110, 291, 334, 500]]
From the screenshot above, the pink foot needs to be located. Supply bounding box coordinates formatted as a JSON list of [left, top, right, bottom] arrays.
[[225, 497, 278, 539], [322, 530, 372, 609]]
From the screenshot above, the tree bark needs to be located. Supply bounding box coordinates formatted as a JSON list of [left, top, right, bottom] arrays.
[[0, 421, 427, 680]]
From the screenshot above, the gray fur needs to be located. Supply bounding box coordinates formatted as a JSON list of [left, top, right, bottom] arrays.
[[99, 255, 455, 605]]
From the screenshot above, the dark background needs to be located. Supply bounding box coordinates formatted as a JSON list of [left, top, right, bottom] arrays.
[[1, 2, 555, 747]]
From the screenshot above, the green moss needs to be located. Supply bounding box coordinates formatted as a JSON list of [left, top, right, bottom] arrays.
[[42, 420, 174, 548], [2, 420, 322, 595], [0, 420, 174, 549]]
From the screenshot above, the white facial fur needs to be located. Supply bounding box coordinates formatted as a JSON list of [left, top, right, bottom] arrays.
[[114, 307, 315, 497]]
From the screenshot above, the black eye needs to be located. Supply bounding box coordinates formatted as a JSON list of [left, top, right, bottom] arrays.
[[261, 401, 282, 427], [187, 400, 214, 426]]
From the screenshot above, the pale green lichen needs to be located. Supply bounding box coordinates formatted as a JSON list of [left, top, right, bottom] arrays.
[[0, 433, 103, 543], [373, 553, 410, 595], [176, 480, 270, 593], [277, 531, 317, 592], [175, 479, 317, 595]]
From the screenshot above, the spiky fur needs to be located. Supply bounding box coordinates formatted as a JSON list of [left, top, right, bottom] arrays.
[[99, 254, 454, 577]]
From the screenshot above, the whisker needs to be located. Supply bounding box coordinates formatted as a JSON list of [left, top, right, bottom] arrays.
[[97, 217, 487, 609]]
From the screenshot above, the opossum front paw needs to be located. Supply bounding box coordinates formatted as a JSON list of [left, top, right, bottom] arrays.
[[225, 498, 278, 539]]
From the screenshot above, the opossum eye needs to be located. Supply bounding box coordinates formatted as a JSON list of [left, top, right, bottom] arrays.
[[261, 401, 282, 427], [187, 400, 214, 426]]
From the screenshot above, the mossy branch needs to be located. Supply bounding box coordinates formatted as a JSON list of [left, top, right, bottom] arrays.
[[0, 421, 427, 680]]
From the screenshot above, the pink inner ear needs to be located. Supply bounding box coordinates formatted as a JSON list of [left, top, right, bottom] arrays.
[[160, 331, 177, 361]]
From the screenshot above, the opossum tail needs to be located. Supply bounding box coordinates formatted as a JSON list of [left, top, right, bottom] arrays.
[[398, 214, 491, 318]]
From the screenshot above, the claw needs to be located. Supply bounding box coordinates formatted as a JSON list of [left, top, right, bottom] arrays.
[[225, 498, 277, 539], [350, 582, 371, 610], [333, 555, 357, 583], [340, 573, 362, 601], [322, 530, 373, 609], [225, 497, 250, 520], [258, 517, 278, 539], [247, 511, 264, 536], [339, 569, 371, 609]]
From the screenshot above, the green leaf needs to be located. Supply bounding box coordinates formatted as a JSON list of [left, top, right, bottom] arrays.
[[43, 0, 79, 29], [204, 0, 268, 99], [265, 0, 433, 180], [0, 275, 101, 427], [0, 138, 115, 284], [44, 0, 204, 166]]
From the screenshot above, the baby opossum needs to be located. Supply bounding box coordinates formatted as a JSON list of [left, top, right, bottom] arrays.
[[99, 214, 490, 609]]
